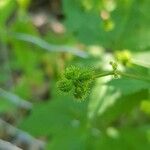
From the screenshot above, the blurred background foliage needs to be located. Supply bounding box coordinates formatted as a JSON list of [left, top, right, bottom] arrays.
[[0, 0, 150, 149]]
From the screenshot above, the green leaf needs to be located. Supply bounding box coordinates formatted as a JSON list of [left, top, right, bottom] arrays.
[[94, 127, 150, 150], [63, 0, 150, 50], [19, 94, 87, 136], [0, 0, 16, 26], [88, 79, 120, 121], [107, 78, 150, 95], [98, 90, 148, 126]]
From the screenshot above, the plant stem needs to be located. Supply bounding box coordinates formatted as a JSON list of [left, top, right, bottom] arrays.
[[93, 71, 114, 79], [94, 71, 150, 82]]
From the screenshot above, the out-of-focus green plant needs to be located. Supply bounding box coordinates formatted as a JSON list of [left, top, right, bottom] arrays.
[[0, 0, 150, 150]]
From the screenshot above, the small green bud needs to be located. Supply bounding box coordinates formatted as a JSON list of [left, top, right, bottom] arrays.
[[110, 61, 119, 78], [115, 50, 132, 66], [57, 78, 73, 92], [110, 61, 117, 71]]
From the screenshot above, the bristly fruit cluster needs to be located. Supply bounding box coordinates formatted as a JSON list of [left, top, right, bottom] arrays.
[[57, 59, 150, 101], [57, 66, 94, 100]]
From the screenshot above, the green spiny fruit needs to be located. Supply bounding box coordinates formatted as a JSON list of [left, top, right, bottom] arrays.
[[78, 68, 94, 81], [64, 66, 80, 80], [57, 66, 94, 100], [73, 85, 89, 100], [57, 78, 73, 92]]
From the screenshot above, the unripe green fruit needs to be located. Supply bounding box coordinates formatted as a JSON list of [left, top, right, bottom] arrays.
[[73, 82, 90, 100], [74, 87, 83, 99], [78, 69, 93, 81], [57, 66, 94, 99], [57, 79, 73, 92], [64, 66, 79, 79], [74, 86, 88, 100]]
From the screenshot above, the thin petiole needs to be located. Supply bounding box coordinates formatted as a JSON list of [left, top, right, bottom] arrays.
[[94, 71, 150, 83], [93, 71, 114, 79]]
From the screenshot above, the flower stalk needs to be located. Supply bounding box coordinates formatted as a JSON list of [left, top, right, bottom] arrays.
[[57, 62, 150, 100]]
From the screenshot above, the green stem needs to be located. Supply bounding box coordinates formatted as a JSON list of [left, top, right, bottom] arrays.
[[94, 71, 150, 82], [93, 71, 114, 79]]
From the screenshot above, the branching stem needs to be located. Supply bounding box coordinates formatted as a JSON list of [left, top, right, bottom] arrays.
[[94, 71, 150, 82]]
